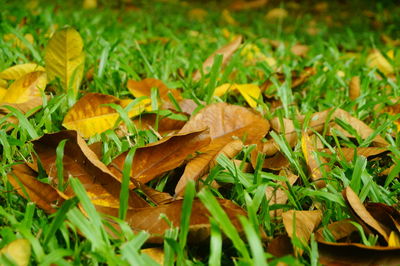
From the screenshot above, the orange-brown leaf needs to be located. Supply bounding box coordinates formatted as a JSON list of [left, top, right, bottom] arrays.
[[127, 78, 182, 102]]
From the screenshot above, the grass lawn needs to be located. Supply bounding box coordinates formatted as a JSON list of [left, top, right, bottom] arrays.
[[1, 0, 400, 265]]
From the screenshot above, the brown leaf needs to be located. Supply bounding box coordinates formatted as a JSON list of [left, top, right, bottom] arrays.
[[261, 67, 316, 92], [192, 36, 242, 81], [7, 164, 63, 213], [97, 198, 247, 244], [229, 0, 267, 10], [267, 235, 293, 258], [162, 98, 201, 115], [301, 132, 328, 188], [349, 76, 361, 100], [127, 78, 182, 103], [132, 113, 187, 136], [323, 147, 388, 162], [261, 152, 290, 170], [343, 186, 390, 242], [175, 103, 270, 195], [109, 129, 211, 187], [32, 130, 149, 208], [282, 210, 322, 255], [291, 43, 309, 57], [265, 169, 298, 217], [365, 203, 400, 235]]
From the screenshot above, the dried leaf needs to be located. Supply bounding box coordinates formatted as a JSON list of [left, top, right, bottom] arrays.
[[132, 113, 187, 136], [221, 9, 238, 25], [367, 49, 394, 75], [62, 93, 149, 138], [98, 198, 246, 244], [176, 103, 270, 194], [45, 27, 85, 93], [0, 239, 31, 266], [213, 83, 261, 108], [127, 78, 182, 103], [349, 76, 361, 100], [193, 36, 242, 81], [301, 132, 327, 188], [188, 8, 208, 21], [265, 8, 288, 20], [229, 0, 267, 10], [32, 130, 149, 208], [365, 203, 400, 236], [291, 43, 309, 57], [343, 186, 390, 242], [323, 147, 388, 162], [83, 0, 97, 9], [141, 248, 164, 264], [0, 63, 45, 80], [109, 129, 211, 186], [7, 164, 63, 213]]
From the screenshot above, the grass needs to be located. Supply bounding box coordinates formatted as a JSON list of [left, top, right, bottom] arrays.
[[1, 0, 400, 265]]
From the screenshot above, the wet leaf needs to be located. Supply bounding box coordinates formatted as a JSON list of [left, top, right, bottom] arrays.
[[45, 27, 85, 94], [0, 63, 45, 80], [127, 78, 182, 103], [176, 103, 270, 194], [98, 198, 246, 244], [109, 129, 211, 186], [213, 83, 261, 108], [193, 36, 242, 81], [32, 130, 149, 208], [7, 164, 63, 213], [62, 92, 150, 138], [343, 186, 390, 242], [0, 239, 31, 266]]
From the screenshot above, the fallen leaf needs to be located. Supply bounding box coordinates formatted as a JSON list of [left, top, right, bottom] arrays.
[[291, 43, 309, 57], [365, 203, 400, 237], [62, 92, 149, 138], [0, 239, 31, 266], [132, 113, 187, 136], [282, 210, 322, 254], [45, 27, 85, 94], [229, 0, 267, 10], [176, 103, 270, 194], [267, 235, 293, 258], [109, 129, 211, 187], [193, 36, 242, 81], [83, 0, 97, 9], [188, 8, 208, 21], [161, 98, 200, 115], [7, 164, 63, 213], [261, 67, 316, 93], [141, 248, 164, 264], [213, 83, 261, 108], [127, 78, 182, 103], [98, 198, 247, 244], [0, 63, 45, 80], [367, 49, 394, 75], [261, 152, 290, 170], [349, 76, 361, 100], [343, 186, 390, 242], [221, 9, 238, 25], [3, 33, 34, 50], [265, 8, 288, 20], [32, 130, 149, 208], [265, 169, 298, 217], [301, 132, 328, 188], [323, 147, 388, 162]]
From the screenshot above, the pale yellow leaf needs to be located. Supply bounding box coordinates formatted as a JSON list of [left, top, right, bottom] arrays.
[[83, 0, 97, 9], [45, 27, 85, 94], [367, 49, 394, 75], [388, 231, 400, 247], [0, 239, 31, 266], [213, 83, 234, 97], [0, 87, 6, 99], [3, 33, 34, 50], [213, 83, 260, 108], [0, 63, 45, 80], [62, 93, 149, 138], [222, 9, 238, 25]]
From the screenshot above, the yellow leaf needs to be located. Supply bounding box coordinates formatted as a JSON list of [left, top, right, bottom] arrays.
[[0, 87, 7, 99], [388, 231, 400, 247], [0, 63, 45, 80], [367, 49, 394, 75], [3, 33, 34, 50], [213, 83, 260, 108], [222, 9, 238, 25], [0, 79, 7, 88], [265, 8, 288, 20], [83, 0, 97, 9], [0, 239, 31, 266], [1, 71, 46, 104], [62, 93, 150, 138], [45, 27, 85, 94]]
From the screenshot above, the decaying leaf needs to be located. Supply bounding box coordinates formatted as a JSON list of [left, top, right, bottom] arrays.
[[98, 198, 247, 244], [7, 164, 63, 213], [343, 186, 390, 242], [213, 83, 261, 108], [176, 103, 270, 195], [301, 132, 328, 188], [0, 239, 31, 266], [127, 78, 182, 103], [32, 130, 149, 208], [0, 63, 45, 80], [45, 27, 85, 94], [193, 36, 242, 81], [62, 93, 150, 138], [109, 129, 211, 186], [282, 210, 322, 255]]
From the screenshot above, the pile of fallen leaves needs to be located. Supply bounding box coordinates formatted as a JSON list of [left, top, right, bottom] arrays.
[[2, 23, 400, 265]]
